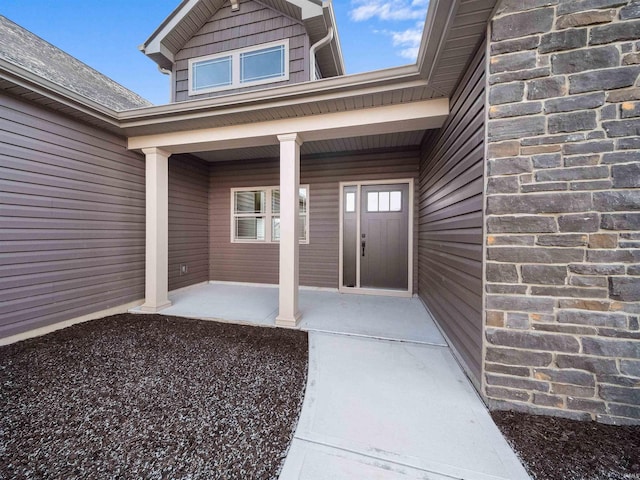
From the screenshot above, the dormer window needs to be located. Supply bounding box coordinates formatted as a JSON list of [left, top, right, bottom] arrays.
[[193, 56, 232, 90], [188, 39, 289, 95]]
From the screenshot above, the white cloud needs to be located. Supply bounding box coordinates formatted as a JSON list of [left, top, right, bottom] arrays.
[[377, 22, 424, 60], [349, 0, 429, 22]]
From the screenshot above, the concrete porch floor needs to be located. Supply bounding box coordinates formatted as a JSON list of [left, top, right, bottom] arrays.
[[132, 282, 530, 479]]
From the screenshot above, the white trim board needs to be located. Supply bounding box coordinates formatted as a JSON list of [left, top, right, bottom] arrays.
[[127, 98, 449, 152]]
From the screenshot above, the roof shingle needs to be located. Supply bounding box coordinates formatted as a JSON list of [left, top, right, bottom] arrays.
[[0, 15, 152, 111]]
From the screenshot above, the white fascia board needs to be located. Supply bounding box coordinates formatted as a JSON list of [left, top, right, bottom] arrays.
[[0, 59, 120, 126], [121, 76, 433, 133], [158, 43, 176, 64], [127, 97, 449, 153], [117, 64, 421, 121], [323, 0, 345, 74], [143, 0, 201, 58], [286, 0, 322, 19], [416, 0, 460, 83]]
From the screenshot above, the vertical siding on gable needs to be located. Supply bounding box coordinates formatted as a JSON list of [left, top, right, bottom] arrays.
[[0, 93, 146, 338], [418, 43, 486, 386], [210, 151, 420, 290], [174, 0, 309, 102], [168, 155, 210, 291]]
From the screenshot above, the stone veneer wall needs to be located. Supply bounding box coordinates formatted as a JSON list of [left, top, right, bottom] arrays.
[[485, 0, 640, 424]]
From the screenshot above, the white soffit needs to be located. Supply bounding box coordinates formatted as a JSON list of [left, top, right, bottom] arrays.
[[195, 129, 426, 161], [420, 0, 496, 95], [142, 0, 202, 60]]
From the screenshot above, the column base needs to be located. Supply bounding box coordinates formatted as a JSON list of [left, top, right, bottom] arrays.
[[275, 311, 302, 328], [139, 301, 172, 313]]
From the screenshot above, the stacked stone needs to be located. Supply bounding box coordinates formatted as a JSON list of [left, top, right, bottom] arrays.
[[485, 0, 640, 424]]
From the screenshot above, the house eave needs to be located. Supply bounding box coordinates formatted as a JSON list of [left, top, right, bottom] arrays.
[[119, 64, 422, 120], [0, 54, 438, 139], [141, 0, 198, 68], [127, 97, 450, 154], [116, 63, 445, 138], [0, 58, 121, 132], [320, 0, 345, 77], [416, 0, 460, 82], [419, 0, 498, 95]]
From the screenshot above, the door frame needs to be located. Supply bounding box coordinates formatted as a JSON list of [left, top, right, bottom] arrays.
[[338, 178, 414, 297]]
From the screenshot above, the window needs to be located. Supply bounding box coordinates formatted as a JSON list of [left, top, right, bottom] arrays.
[[233, 190, 266, 241], [367, 191, 402, 212], [193, 56, 232, 90], [232, 186, 308, 243], [345, 192, 356, 212], [189, 40, 289, 95], [241, 44, 285, 83]]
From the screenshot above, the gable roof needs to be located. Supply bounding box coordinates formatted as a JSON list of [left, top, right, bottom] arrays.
[[141, 0, 344, 77], [0, 15, 152, 111]]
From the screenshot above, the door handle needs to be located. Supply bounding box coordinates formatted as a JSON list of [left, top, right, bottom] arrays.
[[361, 240, 366, 256]]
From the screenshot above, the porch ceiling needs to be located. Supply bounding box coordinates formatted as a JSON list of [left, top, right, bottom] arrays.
[[193, 129, 429, 162]]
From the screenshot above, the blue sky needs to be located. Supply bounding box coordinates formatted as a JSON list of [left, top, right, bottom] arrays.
[[1, 0, 428, 105]]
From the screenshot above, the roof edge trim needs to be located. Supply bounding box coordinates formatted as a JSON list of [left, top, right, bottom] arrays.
[[0, 58, 120, 126], [284, 0, 322, 19], [416, 0, 460, 85], [118, 64, 421, 120], [141, 0, 200, 66], [323, 0, 345, 75], [121, 77, 435, 130]]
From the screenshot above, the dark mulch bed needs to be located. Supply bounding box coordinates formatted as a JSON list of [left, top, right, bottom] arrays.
[[0, 314, 308, 479], [492, 411, 640, 480]]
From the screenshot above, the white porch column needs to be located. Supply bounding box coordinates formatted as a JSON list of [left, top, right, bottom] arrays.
[[140, 147, 172, 312], [276, 133, 302, 327]]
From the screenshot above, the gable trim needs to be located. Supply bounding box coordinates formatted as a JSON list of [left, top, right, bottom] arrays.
[[142, 0, 328, 71]]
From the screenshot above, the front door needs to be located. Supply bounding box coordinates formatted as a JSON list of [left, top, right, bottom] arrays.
[[360, 184, 409, 289], [341, 181, 411, 293]]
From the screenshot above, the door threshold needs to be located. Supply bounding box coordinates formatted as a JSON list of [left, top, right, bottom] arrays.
[[338, 287, 412, 298]]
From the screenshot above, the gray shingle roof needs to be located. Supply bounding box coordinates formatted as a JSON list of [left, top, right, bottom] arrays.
[[0, 15, 152, 111]]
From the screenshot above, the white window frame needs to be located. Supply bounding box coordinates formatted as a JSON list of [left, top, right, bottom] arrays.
[[230, 185, 309, 244], [188, 39, 290, 96]]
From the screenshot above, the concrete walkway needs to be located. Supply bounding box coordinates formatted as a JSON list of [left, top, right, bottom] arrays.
[[280, 333, 530, 479], [132, 282, 530, 479]]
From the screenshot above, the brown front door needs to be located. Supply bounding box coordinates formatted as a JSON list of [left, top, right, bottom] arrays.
[[359, 184, 409, 290]]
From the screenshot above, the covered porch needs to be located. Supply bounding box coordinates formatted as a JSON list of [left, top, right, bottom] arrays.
[[125, 97, 449, 327]]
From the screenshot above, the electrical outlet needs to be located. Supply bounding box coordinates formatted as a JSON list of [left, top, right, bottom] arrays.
[[180, 264, 188, 275]]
